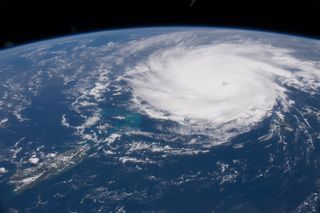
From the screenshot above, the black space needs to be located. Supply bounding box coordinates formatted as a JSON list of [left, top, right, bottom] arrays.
[[0, 0, 319, 48]]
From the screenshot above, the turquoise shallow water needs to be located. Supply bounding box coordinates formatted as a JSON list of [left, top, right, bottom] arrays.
[[102, 107, 142, 131]]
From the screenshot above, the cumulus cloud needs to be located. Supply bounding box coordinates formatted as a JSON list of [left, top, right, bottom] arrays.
[[0, 167, 7, 174], [82, 113, 101, 128], [29, 156, 40, 165], [0, 118, 8, 128], [104, 133, 121, 144], [61, 114, 71, 128]]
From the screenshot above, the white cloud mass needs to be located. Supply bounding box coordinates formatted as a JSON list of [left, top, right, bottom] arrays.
[[124, 38, 320, 140]]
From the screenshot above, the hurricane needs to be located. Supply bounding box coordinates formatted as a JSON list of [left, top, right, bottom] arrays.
[[124, 38, 320, 140]]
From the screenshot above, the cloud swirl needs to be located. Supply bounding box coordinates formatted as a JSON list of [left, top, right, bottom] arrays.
[[123, 35, 320, 141]]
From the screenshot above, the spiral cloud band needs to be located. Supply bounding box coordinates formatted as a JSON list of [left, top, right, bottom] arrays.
[[123, 32, 320, 140]]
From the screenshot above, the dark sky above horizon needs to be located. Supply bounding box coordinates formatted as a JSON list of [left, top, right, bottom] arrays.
[[1, 0, 320, 49]]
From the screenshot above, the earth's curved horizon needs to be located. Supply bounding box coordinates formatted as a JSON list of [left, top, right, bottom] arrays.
[[0, 27, 320, 212]]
